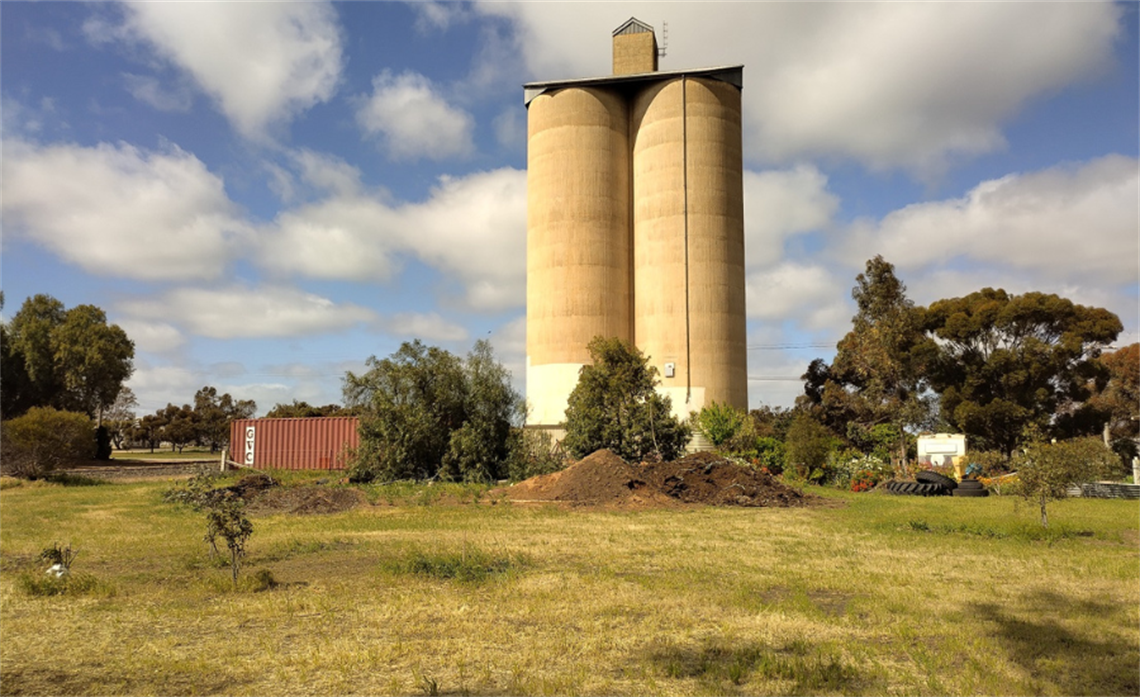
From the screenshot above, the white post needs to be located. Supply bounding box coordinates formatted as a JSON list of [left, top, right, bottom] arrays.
[[220, 451, 227, 473], [1131, 457, 1139, 485]]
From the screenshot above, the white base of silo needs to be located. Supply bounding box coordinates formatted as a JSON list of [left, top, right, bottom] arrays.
[[525, 359, 585, 427]]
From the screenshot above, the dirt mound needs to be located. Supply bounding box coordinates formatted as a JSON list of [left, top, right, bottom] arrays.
[[500, 449, 811, 509], [246, 486, 365, 515]]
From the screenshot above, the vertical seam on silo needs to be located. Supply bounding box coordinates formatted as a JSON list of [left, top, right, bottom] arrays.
[[627, 87, 636, 346], [682, 76, 692, 405]]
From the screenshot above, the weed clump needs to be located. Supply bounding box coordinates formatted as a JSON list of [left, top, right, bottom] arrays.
[[384, 546, 526, 584], [17, 542, 112, 597]]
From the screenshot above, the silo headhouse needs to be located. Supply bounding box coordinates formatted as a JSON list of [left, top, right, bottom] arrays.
[[525, 18, 747, 432]]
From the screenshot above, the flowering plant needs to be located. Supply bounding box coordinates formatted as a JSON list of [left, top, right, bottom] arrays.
[[850, 470, 877, 492]]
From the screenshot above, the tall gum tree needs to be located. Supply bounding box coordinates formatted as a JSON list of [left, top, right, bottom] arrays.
[[803, 256, 936, 463], [923, 288, 1121, 454]]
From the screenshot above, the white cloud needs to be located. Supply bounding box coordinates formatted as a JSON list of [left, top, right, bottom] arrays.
[[840, 155, 1139, 286], [259, 167, 527, 310], [386, 313, 469, 343], [290, 149, 363, 197], [478, 2, 1122, 172], [401, 169, 527, 309], [120, 286, 378, 339], [102, 2, 342, 138], [2, 140, 247, 280], [126, 362, 201, 414], [122, 73, 193, 112], [413, 2, 464, 33], [258, 195, 403, 282], [745, 262, 848, 331], [116, 320, 185, 355], [744, 165, 838, 269], [356, 70, 474, 160]]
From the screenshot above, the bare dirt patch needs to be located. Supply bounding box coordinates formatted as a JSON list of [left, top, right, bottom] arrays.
[[66, 460, 213, 481], [497, 449, 817, 510], [246, 486, 365, 516]]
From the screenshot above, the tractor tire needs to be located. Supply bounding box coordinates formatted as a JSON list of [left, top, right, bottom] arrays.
[[952, 488, 989, 497], [957, 479, 984, 490], [917, 471, 958, 490]]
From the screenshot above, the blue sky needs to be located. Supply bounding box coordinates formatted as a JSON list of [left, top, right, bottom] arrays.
[[2, 2, 1137, 418]]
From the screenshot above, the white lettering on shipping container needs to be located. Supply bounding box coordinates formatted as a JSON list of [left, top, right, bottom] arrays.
[[244, 426, 256, 465]]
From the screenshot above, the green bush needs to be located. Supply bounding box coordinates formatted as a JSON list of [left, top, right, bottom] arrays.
[[1013, 437, 1117, 528], [505, 428, 567, 482], [562, 337, 691, 462], [694, 401, 746, 447], [0, 407, 94, 479], [783, 414, 838, 481], [345, 340, 522, 483]]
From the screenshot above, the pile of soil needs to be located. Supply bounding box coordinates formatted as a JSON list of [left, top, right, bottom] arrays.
[[246, 486, 365, 515], [501, 450, 812, 509], [211, 473, 364, 516]]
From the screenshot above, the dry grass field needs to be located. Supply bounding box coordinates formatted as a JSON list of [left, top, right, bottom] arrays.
[[1, 472, 1137, 696]]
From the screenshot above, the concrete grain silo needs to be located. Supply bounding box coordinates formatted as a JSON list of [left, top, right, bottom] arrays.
[[525, 18, 746, 433]]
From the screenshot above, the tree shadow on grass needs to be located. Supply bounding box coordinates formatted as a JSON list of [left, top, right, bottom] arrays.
[[644, 637, 868, 695], [972, 590, 1139, 696]]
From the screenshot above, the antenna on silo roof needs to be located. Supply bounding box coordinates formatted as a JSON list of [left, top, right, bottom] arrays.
[[658, 21, 668, 58]]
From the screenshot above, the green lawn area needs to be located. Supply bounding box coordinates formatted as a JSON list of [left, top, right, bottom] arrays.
[[1, 474, 1136, 696]]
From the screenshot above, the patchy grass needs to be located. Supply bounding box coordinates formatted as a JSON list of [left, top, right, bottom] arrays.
[[111, 448, 221, 461], [0, 478, 1136, 696], [381, 544, 528, 584]]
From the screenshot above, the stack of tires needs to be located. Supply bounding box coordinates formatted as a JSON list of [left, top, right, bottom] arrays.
[[883, 471, 989, 497]]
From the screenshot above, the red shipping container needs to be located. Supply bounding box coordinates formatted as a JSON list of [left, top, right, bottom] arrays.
[[228, 417, 360, 470]]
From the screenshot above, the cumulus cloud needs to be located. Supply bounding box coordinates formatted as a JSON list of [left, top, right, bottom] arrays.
[[356, 70, 474, 160], [744, 165, 838, 269], [122, 73, 193, 112], [126, 362, 202, 413], [119, 286, 378, 339], [840, 155, 1139, 286], [259, 167, 527, 310], [478, 2, 1122, 172], [2, 139, 247, 280], [413, 1, 464, 33], [92, 2, 342, 138], [385, 313, 469, 343], [745, 262, 848, 331], [115, 320, 185, 355]]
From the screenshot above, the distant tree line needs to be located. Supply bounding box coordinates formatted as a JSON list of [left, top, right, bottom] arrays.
[[125, 387, 256, 453]]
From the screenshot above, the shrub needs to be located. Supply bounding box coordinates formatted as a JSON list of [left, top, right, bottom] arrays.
[[752, 437, 786, 475], [562, 336, 691, 462], [1013, 437, 1117, 528], [203, 493, 254, 587], [505, 428, 567, 481], [345, 340, 522, 483], [694, 401, 746, 448], [828, 450, 892, 490], [0, 407, 94, 479], [783, 414, 838, 481], [967, 450, 1012, 477]]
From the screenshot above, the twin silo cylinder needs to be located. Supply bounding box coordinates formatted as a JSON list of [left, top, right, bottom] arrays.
[[525, 21, 747, 429]]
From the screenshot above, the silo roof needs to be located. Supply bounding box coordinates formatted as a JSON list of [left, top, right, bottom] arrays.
[[523, 65, 743, 106]]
